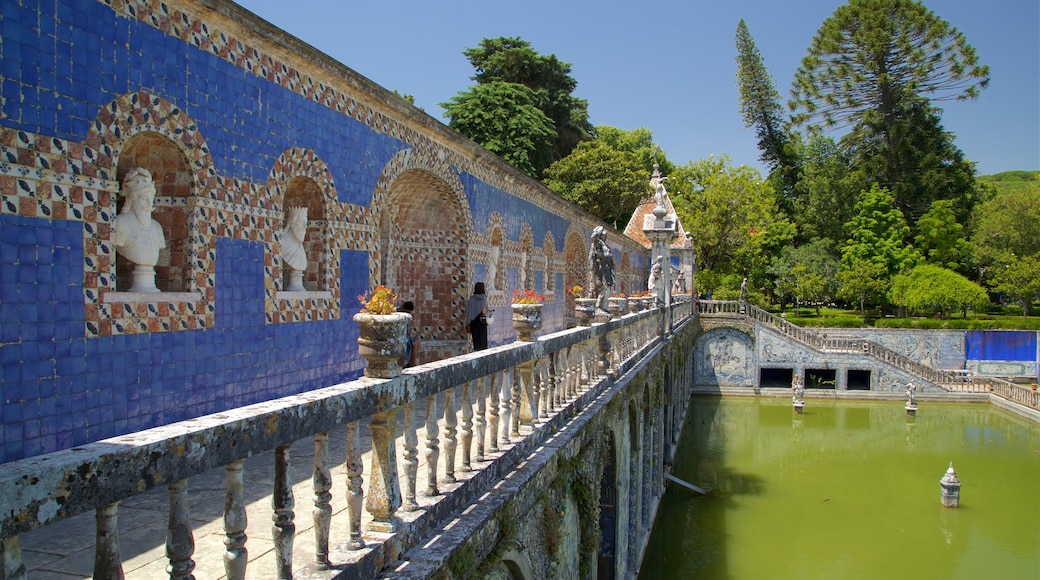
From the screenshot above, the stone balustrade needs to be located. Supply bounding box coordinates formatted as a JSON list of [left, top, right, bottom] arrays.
[[0, 300, 688, 580]]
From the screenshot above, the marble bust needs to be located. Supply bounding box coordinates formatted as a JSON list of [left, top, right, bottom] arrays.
[[113, 168, 166, 293], [281, 206, 308, 292]]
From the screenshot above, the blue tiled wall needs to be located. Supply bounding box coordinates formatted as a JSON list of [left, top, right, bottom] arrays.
[[0, 1, 608, 464]]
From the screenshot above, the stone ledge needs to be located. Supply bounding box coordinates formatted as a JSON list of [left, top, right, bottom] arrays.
[[103, 291, 203, 303]]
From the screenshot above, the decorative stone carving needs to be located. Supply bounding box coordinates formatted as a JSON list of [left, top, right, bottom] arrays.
[[648, 256, 664, 305], [281, 206, 308, 292], [113, 168, 166, 293]]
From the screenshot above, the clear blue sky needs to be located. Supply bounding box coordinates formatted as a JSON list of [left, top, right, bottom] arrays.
[[237, 0, 1039, 176]]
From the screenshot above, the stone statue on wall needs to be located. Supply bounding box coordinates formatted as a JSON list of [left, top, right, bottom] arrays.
[[281, 206, 308, 291], [648, 255, 664, 305], [588, 226, 615, 313], [905, 381, 917, 406], [740, 277, 748, 302], [113, 168, 166, 293], [487, 244, 500, 292]]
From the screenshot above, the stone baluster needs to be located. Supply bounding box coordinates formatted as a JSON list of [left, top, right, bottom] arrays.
[[460, 381, 474, 471], [488, 373, 500, 453], [367, 410, 402, 532], [94, 502, 123, 580], [1, 536, 26, 580], [443, 387, 458, 484], [272, 445, 295, 579], [223, 460, 248, 580], [312, 433, 332, 569], [402, 401, 419, 511], [167, 479, 196, 580], [345, 421, 365, 550], [500, 368, 514, 445], [424, 395, 441, 496], [474, 376, 487, 460], [511, 367, 523, 437], [579, 338, 591, 388]]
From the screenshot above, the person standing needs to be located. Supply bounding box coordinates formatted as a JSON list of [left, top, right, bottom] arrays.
[[465, 282, 490, 351]]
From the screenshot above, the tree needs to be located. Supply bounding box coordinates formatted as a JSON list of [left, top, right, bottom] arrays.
[[791, 135, 867, 245], [669, 155, 793, 274], [543, 141, 648, 229], [595, 126, 675, 176], [792, 264, 828, 315], [889, 264, 988, 318], [460, 37, 593, 167], [735, 19, 798, 209], [790, 0, 989, 221], [840, 184, 919, 278], [790, 0, 989, 132], [768, 239, 840, 309], [843, 99, 978, 222], [988, 255, 1040, 318], [972, 186, 1040, 316], [914, 199, 971, 272], [837, 258, 890, 315], [442, 82, 557, 179]]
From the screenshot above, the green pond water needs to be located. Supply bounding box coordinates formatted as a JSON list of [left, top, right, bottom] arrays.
[[639, 397, 1040, 579]]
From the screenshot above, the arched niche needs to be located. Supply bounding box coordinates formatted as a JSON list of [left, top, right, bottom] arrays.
[[542, 231, 557, 293], [378, 168, 468, 360], [115, 131, 193, 293], [562, 227, 587, 327], [282, 176, 325, 292]]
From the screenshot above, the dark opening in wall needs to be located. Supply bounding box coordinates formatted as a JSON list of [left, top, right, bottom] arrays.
[[847, 369, 871, 390], [806, 368, 836, 389], [759, 368, 793, 388]]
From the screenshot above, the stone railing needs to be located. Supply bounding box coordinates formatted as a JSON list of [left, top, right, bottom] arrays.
[[0, 300, 690, 580], [698, 300, 1038, 409]]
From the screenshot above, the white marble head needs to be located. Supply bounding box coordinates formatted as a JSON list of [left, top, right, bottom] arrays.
[[286, 206, 308, 241], [281, 206, 309, 286], [121, 168, 157, 220], [113, 167, 166, 291]]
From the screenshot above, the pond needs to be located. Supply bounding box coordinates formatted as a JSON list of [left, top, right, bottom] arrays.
[[639, 396, 1040, 579]]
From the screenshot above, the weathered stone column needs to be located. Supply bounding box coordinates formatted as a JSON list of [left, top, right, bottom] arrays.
[[167, 479, 196, 580], [224, 460, 248, 579], [367, 409, 402, 532], [271, 447, 294, 579], [1, 536, 27, 580], [94, 502, 123, 580], [312, 433, 331, 569], [345, 421, 365, 550], [643, 163, 679, 336]]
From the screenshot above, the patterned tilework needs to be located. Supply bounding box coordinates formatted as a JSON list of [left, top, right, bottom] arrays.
[[0, 0, 653, 462]]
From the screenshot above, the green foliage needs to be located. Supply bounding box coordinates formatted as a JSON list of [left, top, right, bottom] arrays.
[[889, 264, 988, 318], [874, 317, 1040, 330], [442, 81, 557, 178], [837, 258, 890, 314], [977, 171, 1040, 197], [735, 19, 798, 208], [768, 239, 840, 307], [972, 186, 1040, 316], [914, 199, 971, 272], [840, 184, 920, 276], [987, 255, 1040, 318], [460, 36, 592, 166], [790, 0, 988, 226], [595, 125, 675, 176], [670, 155, 793, 275], [790, 136, 867, 245], [790, 0, 989, 132], [543, 140, 649, 229]]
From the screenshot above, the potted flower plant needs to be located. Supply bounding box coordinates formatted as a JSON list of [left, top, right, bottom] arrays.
[[353, 285, 411, 378], [511, 288, 545, 341]]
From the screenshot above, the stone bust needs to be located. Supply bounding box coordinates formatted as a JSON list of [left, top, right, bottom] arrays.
[[113, 168, 166, 292], [281, 206, 308, 292]]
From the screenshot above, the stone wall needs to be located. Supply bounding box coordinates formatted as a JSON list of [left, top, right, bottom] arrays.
[[0, 0, 649, 463]]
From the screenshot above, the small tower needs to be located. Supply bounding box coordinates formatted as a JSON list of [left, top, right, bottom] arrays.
[[940, 462, 961, 507]]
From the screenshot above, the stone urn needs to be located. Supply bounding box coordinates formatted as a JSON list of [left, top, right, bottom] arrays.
[[353, 311, 411, 378], [574, 298, 597, 327], [609, 297, 628, 317], [627, 297, 641, 312], [511, 303, 543, 342]]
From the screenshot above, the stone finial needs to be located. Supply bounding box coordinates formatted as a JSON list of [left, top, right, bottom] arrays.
[[940, 462, 961, 507]]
